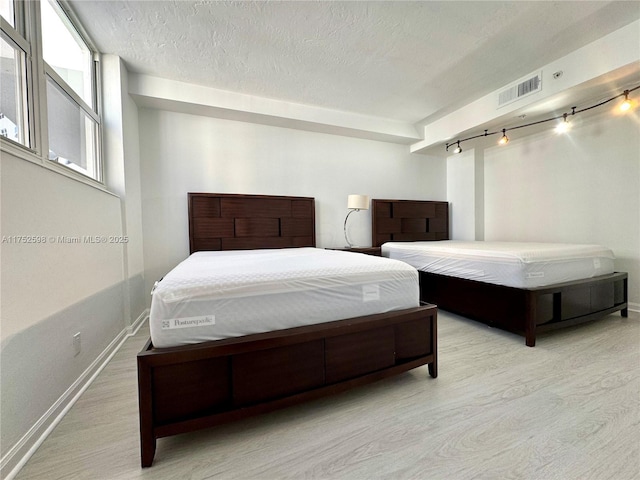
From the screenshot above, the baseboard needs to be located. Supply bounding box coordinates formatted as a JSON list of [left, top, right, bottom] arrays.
[[628, 302, 640, 313], [128, 308, 149, 335], [1, 309, 149, 480]]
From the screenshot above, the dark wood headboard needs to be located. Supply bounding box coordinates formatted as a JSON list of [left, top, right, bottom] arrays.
[[372, 199, 449, 247], [188, 193, 316, 253]]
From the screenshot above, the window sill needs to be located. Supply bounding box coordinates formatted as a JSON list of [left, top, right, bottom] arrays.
[[1, 138, 117, 198]]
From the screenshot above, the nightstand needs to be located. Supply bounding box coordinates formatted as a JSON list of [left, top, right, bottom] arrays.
[[327, 247, 382, 256]]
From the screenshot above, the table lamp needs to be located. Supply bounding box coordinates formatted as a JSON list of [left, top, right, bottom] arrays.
[[344, 194, 369, 248]]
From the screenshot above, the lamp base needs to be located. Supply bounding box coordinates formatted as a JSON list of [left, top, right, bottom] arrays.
[[343, 209, 357, 249]]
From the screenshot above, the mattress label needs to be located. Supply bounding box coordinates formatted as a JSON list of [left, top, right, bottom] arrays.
[[363, 284, 380, 302], [161, 316, 215, 330], [526, 272, 545, 279]]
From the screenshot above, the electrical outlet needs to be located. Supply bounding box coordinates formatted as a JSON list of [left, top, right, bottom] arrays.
[[73, 332, 81, 356]]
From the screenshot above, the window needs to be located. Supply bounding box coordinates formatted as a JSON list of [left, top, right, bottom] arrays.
[[41, 0, 101, 181], [0, 33, 27, 144], [1, 2, 29, 147], [0, 0, 14, 28], [41, 0, 92, 107], [0, 0, 102, 184], [46, 77, 98, 178]]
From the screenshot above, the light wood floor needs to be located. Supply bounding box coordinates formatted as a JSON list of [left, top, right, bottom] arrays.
[[15, 310, 640, 480]]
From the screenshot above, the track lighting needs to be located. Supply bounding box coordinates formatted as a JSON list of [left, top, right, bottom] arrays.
[[445, 85, 638, 154], [620, 90, 631, 112]]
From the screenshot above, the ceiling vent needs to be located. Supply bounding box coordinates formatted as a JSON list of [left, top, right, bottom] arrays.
[[498, 71, 542, 108]]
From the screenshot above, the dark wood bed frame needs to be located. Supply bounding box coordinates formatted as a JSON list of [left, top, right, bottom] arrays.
[[372, 199, 628, 347], [137, 193, 438, 467]]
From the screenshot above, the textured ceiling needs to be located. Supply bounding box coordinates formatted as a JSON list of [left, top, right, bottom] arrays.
[[68, 1, 640, 124]]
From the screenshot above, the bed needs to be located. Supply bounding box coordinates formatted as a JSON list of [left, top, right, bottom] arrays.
[[372, 198, 628, 347], [137, 193, 438, 467]]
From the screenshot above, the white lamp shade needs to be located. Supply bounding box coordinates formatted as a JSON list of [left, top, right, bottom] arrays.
[[347, 194, 369, 210]]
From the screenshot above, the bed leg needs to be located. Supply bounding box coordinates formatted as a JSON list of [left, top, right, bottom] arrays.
[[428, 312, 438, 378], [141, 436, 156, 468], [621, 307, 628, 318], [525, 293, 537, 347], [138, 356, 156, 467]]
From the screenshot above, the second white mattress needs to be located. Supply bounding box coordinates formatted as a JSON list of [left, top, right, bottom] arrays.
[[150, 247, 419, 348], [382, 240, 615, 289]]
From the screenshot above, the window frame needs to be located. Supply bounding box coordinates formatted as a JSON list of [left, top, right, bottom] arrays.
[[0, 0, 104, 187]]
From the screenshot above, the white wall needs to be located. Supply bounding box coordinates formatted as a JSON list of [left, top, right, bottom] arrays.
[[446, 148, 484, 240], [483, 110, 639, 305], [0, 154, 126, 461], [138, 108, 446, 296]]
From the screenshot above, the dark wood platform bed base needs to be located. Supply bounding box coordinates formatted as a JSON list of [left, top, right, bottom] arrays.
[[138, 304, 437, 467], [138, 193, 438, 467], [420, 271, 627, 347], [372, 198, 629, 347]]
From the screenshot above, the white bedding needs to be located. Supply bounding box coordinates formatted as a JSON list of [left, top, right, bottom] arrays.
[[150, 247, 419, 348], [381, 241, 615, 289]]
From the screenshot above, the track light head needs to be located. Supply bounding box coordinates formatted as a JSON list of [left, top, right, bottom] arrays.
[[498, 129, 509, 145], [454, 141, 462, 154], [620, 90, 632, 112], [555, 113, 570, 133]]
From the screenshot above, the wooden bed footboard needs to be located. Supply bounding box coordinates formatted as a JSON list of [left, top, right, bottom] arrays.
[[138, 304, 437, 467], [420, 271, 627, 347]]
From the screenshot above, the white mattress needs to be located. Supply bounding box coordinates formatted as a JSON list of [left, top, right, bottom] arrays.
[[381, 241, 615, 289], [150, 247, 419, 348]]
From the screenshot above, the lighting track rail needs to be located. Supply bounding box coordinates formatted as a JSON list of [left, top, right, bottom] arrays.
[[445, 85, 639, 154]]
